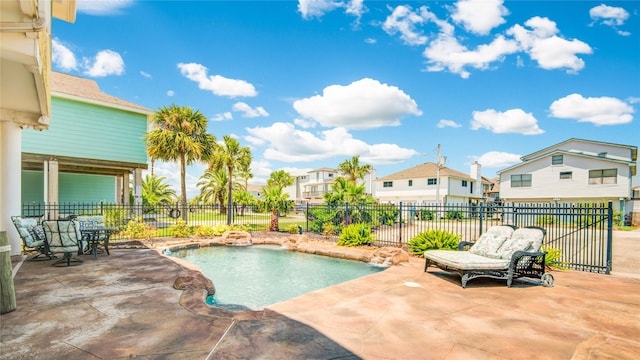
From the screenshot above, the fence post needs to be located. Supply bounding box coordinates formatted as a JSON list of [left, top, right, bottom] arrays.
[[398, 202, 403, 245], [606, 201, 613, 274], [479, 202, 484, 232], [0, 231, 16, 314], [305, 203, 309, 232], [345, 203, 350, 226]]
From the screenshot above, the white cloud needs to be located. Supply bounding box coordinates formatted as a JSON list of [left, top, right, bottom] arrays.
[[177, 62, 257, 98], [364, 38, 377, 44], [245, 122, 417, 164], [471, 108, 544, 135], [211, 112, 233, 122], [232, 102, 269, 118], [424, 33, 518, 78], [437, 119, 462, 128], [294, 118, 317, 128], [470, 151, 522, 168], [250, 160, 273, 185], [140, 71, 151, 79], [293, 78, 421, 130], [382, 5, 430, 46], [83, 50, 125, 77], [298, 0, 364, 20], [76, 0, 134, 15], [167, 90, 175, 97], [590, 4, 629, 26], [507, 17, 592, 73], [549, 93, 634, 126], [451, 0, 509, 35], [52, 38, 77, 71]]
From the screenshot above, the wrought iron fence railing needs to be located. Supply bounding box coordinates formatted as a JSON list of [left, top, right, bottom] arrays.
[[20, 201, 614, 274]]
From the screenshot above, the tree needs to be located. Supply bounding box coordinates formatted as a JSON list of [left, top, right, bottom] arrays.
[[208, 135, 252, 225], [142, 174, 176, 206], [267, 169, 294, 188], [338, 155, 373, 183], [145, 104, 216, 221], [261, 184, 291, 231], [197, 168, 229, 214], [323, 177, 372, 205]]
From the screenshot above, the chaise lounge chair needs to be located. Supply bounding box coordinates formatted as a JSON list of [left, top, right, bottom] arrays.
[[42, 220, 83, 266], [11, 216, 55, 260], [424, 225, 554, 288]]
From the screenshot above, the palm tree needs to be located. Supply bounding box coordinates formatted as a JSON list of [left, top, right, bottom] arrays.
[[233, 189, 256, 216], [142, 174, 176, 206], [261, 184, 290, 231], [236, 160, 254, 191], [338, 155, 373, 183], [267, 169, 294, 188], [324, 177, 370, 205], [197, 168, 229, 214], [208, 135, 252, 225], [145, 104, 216, 221]]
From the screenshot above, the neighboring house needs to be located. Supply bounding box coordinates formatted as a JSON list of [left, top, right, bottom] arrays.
[[246, 184, 264, 200], [20, 72, 153, 205], [485, 177, 501, 203], [1, 0, 77, 255], [374, 162, 487, 205], [497, 138, 637, 215], [285, 167, 377, 205]]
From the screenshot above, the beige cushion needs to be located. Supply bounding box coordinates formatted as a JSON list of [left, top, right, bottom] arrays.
[[468, 225, 515, 257], [496, 228, 544, 260], [425, 250, 510, 270]]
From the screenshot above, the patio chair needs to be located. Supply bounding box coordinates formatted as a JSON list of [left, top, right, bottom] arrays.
[[424, 225, 554, 288], [41, 220, 83, 266], [11, 216, 55, 260]]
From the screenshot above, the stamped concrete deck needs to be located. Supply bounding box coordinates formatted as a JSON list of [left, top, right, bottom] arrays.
[[1, 231, 639, 359]]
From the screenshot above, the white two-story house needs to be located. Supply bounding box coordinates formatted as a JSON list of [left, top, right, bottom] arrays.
[[374, 162, 488, 205], [284, 167, 377, 205], [497, 138, 637, 214]]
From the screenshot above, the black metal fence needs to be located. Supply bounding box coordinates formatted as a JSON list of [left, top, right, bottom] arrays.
[[20, 201, 614, 274]]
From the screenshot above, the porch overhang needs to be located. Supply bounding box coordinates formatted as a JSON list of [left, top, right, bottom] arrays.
[[22, 152, 148, 176]]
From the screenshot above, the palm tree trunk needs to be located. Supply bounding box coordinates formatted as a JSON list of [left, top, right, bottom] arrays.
[[180, 154, 188, 222], [226, 166, 233, 225], [269, 209, 279, 231]]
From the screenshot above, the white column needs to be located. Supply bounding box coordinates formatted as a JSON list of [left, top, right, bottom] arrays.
[[0, 121, 23, 255], [133, 168, 143, 218], [122, 173, 130, 206], [47, 160, 58, 220], [116, 175, 123, 204]]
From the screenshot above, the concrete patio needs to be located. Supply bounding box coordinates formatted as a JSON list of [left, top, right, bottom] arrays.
[[1, 232, 639, 359]]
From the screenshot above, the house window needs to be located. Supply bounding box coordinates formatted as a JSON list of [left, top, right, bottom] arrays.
[[552, 155, 563, 165], [589, 169, 617, 185], [328, 173, 333, 178], [383, 181, 393, 188], [511, 174, 532, 187], [427, 178, 437, 185], [408, 180, 413, 187], [461, 180, 468, 187], [559, 171, 572, 180]]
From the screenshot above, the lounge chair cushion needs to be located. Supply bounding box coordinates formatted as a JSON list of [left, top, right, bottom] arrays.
[[424, 250, 510, 270], [469, 226, 515, 258], [13, 217, 45, 248], [496, 227, 544, 260]]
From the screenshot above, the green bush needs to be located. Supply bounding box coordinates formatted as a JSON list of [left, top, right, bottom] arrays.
[[286, 224, 299, 234], [337, 223, 375, 247], [167, 219, 193, 237], [416, 209, 435, 221], [541, 246, 567, 269], [406, 229, 461, 255], [322, 222, 338, 237], [445, 211, 464, 220], [377, 204, 399, 226], [537, 215, 557, 225], [104, 207, 127, 227], [119, 217, 155, 240]]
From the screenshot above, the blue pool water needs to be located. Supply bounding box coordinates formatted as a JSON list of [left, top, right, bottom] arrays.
[[169, 245, 385, 311]]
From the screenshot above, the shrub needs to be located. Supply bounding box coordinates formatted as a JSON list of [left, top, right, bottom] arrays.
[[537, 215, 556, 225], [167, 219, 193, 237], [322, 223, 338, 237], [406, 229, 461, 255], [337, 223, 375, 247], [286, 224, 299, 234], [445, 211, 464, 220], [417, 209, 435, 221], [104, 207, 127, 227], [541, 246, 567, 269], [119, 217, 155, 240]]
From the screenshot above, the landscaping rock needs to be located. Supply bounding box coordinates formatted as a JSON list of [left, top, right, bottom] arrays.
[[370, 247, 409, 266], [173, 270, 216, 296], [221, 230, 252, 246], [282, 234, 308, 250]]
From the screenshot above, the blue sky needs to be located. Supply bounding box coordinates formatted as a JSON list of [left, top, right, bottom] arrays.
[[51, 0, 639, 199]]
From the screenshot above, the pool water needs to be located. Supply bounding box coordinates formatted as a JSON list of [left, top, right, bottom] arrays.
[[169, 245, 385, 311]]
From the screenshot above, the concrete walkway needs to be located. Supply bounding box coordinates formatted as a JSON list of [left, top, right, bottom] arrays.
[[1, 232, 639, 359]]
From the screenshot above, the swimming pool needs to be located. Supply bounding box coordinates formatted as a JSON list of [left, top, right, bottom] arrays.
[[169, 245, 385, 311]]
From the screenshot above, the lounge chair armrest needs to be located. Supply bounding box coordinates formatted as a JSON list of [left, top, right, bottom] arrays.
[[458, 241, 474, 251], [509, 250, 547, 270]]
